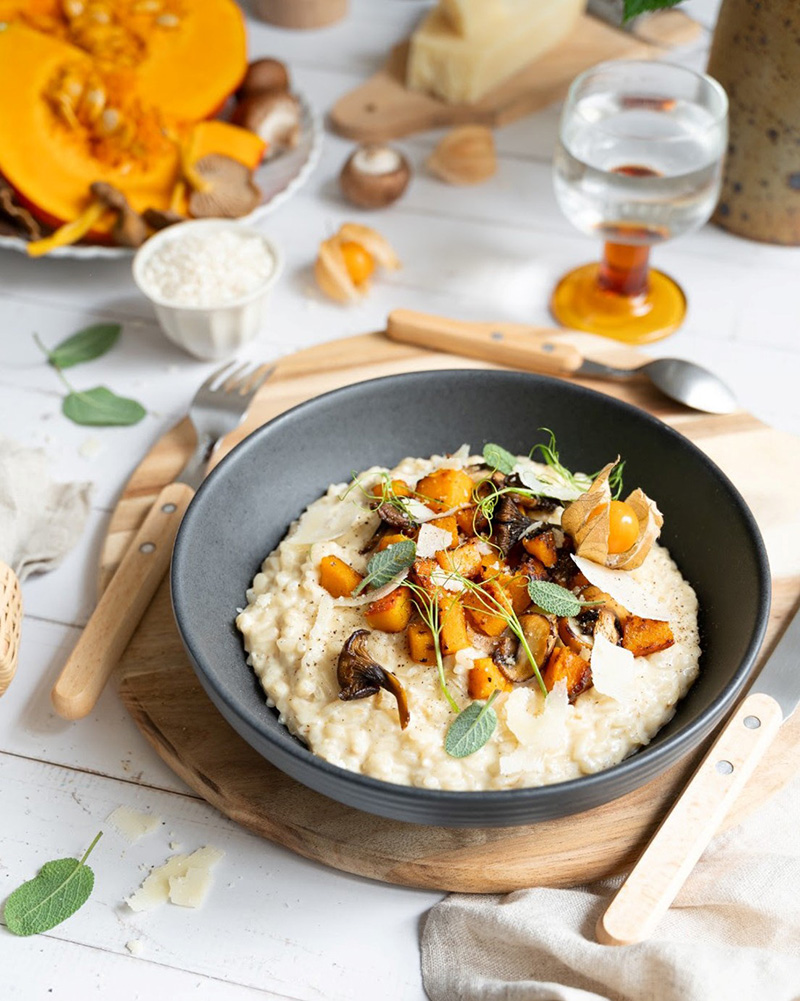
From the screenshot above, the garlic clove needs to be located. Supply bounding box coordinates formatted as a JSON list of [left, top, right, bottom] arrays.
[[339, 144, 411, 209], [426, 124, 497, 185]]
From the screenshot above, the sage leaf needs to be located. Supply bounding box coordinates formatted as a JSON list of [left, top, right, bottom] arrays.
[[623, 0, 683, 20], [62, 386, 146, 427], [483, 443, 516, 475], [46, 323, 121, 369], [4, 832, 102, 936], [445, 695, 498, 758], [352, 539, 416, 596], [527, 579, 583, 618]]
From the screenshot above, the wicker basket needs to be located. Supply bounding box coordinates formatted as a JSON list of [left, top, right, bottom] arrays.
[[0, 561, 22, 696]]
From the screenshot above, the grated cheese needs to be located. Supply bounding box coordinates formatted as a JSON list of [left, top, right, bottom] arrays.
[[141, 230, 275, 308]]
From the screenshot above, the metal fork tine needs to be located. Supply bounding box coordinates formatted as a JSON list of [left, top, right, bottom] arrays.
[[200, 360, 240, 392], [220, 362, 253, 393], [239, 364, 276, 398]]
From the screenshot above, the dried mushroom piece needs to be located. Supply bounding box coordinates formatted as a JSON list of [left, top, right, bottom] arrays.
[[90, 181, 148, 247], [0, 179, 43, 239], [561, 462, 663, 571], [337, 629, 410, 729], [142, 207, 185, 231], [188, 154, 261, 219]]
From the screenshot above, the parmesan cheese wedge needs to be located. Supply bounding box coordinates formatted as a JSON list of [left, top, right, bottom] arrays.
[[591, 633, 637, 703], [571, 554, 669, 621]]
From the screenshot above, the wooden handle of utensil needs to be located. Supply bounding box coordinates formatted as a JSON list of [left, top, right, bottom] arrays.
[[386, 309, 585, 376], [51, 481, 195, 721], [0, 561, 22, 697], [596, 691, 784, 947]]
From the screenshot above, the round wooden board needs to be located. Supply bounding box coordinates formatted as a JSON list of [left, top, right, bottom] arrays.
[[107, 331, 800, 893]]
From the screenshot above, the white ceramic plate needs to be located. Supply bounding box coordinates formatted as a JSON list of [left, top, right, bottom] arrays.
[[0, 93, 322, 261]]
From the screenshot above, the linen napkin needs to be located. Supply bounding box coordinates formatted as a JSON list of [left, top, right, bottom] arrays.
[[421, 772, 800, 1001], [0, 436, 92, 580]]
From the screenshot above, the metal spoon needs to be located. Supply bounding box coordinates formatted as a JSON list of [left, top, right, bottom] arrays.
[[386, 309, 738, 415]]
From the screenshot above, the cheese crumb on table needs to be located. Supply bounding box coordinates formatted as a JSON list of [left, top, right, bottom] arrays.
[[125, 940, 144, 956], [107, 806, 162, 843], [126, 846, 225, 912]]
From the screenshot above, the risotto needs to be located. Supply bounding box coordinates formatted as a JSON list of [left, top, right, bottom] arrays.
[[236, 444, 700, 791]]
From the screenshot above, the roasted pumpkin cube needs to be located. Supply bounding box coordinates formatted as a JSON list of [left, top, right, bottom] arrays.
[[430, 514, 459, 549], [365, 586, 413, 633], [439, 594, 471, 655], [468, 657, 514, 700], [621, 616, 675, 657], [407, 620, 437, 664], [377, 532, 410, 552], [543, 646, 592, 703], [522, 529, 558, 568], [520, 554, 550, 583], [580, 585, 630, 625], [498, 573, 531, 615], [318, 555, 363, 598], [436, 540, 484, 579], [456, 505, 480, 537], [464, 579, 511, 636], [370, 478, 412, 499], [478, 551, 503, 580], [411, 556, 440, 598], [415, 468, 474, 513]]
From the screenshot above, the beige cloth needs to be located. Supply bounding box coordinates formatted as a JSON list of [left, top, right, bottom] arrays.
[[0, 436, 92, 580], [421, 773, 800, 1001]]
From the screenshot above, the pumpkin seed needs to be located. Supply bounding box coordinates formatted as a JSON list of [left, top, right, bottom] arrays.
[[156, 12, 179, 27]]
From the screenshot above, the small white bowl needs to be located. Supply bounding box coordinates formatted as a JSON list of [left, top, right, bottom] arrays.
[[132, 219, 283, 361]]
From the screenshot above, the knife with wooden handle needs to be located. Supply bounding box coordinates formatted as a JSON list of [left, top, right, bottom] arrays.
[[51, 481, 194, 720], [386, 308, 585, 376], [597, 604, 800, 946]]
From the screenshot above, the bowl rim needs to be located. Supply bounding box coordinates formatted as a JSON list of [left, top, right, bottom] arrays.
[[132, 218, 283, 312], [172, 369, 771, 812]]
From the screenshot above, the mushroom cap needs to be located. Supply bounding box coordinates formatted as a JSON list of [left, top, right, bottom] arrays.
[[339, 144, 411, 209], [237, 57, 290, 100], [188, 154, 261, 219]]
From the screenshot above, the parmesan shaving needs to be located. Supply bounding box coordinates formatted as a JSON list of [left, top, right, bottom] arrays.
[[591, 633, 637, 702], [126, 845, 224, 913], [513, 456, 589, 503], [286, 500, 373, 546], [501, 680, 570, 775], [416, 523, 454, 558], [571, 554, 668, 621], [430, 567, 464, 592], [106, 806, 161, 843]]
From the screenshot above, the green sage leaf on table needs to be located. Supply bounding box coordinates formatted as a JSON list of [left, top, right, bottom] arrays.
[[62, 386, 146, 427], [46, 323, 121, 369], [527, 579, 583, 618], [445, 693, 499, 758], [482, 442, 516, 476], [623, 0, 684, 21], [4, 832, 102, 936], [352, 539, 416, 596]]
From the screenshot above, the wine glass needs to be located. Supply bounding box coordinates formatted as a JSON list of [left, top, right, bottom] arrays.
[[551, 60, 728, 344]]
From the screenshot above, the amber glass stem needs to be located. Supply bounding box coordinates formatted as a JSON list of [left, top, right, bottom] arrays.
[[597, 241, 651, 298]]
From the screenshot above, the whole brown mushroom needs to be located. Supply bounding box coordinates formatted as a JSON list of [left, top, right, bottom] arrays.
[[231, 92, 301, 158], [339, 144, 412, 209]]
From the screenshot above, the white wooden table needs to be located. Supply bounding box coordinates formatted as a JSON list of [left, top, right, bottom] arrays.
[[2, 2, 799, 997]]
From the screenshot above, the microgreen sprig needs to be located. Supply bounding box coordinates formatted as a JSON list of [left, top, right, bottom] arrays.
[[530, 428, 591, 496], [606, 459, 626, 500], [403, 578, 460, 713]]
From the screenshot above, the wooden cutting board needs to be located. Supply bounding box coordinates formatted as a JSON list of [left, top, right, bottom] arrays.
[[107, 330, 800, 893], [329, 12, 700, 142]]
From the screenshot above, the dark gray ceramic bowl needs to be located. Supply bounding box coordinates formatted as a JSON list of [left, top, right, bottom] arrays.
[[171, 370, 770, 827]]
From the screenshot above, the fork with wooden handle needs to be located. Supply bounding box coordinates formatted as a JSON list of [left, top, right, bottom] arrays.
[[51, 361, 274, 721]]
